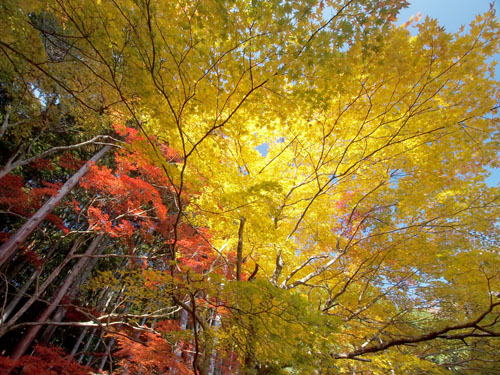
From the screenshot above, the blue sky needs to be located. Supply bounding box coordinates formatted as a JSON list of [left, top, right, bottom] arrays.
[[397, 0, 499, 33], [398, 1, 500, 186]]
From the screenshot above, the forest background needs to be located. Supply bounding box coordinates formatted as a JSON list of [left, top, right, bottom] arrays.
[[0, 0, 499, 374]]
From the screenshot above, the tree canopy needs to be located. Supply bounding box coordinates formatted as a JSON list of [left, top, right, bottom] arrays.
[[0, 0, 499, 374]]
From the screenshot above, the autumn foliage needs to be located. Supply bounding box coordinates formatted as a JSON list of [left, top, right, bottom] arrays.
[[0, 345, 93, 375], [0, 0, 500, 374]]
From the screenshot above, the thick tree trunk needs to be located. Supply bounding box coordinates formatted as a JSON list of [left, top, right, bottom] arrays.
[[0, 145, 111, 267], [10, 234, 104, 360]]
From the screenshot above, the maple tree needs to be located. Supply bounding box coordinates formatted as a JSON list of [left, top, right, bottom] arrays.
[[0, 0, 500, 374]]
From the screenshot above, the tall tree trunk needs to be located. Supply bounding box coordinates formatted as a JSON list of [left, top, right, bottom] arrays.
[[97, 302, 132, 372], [1, 268, 38, 324], [70, 286, 113, 358], [10, 234, 104, 360], [208, 314, 221, 375], [236, 217, 246, 281], [243, 316, 258, 375], [39, 237, 108, 345], [1, 239, 35, 276], [78, 327, 98, 364], [77, 265, 128, 363], [70, 326, 90, 359], [2, 237, 85, 332], [80, 282, 127, 365], [1, 237, 61, 324], [0, 145, 111, 267]]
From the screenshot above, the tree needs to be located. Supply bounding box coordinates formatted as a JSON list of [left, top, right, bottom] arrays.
[[0, 0, 499, 374], [0, 145, 112, 267]]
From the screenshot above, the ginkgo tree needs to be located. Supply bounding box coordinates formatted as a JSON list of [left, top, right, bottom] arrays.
[[0, 0, 499, 374]]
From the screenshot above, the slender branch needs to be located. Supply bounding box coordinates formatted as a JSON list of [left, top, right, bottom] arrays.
[[334, 301, 500, 360]]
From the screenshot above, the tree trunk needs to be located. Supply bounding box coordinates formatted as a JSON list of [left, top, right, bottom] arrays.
[[243, 316, 258, 375], [0, 145, 111, 267], [77, 269, 127, 363], [39, 237, 108, 345], [1, 237, 61, 324], [1, 268, 38, 324], [81, 284, 128, 366], [2, 237, 85, 332], [70, 287, 112, 358], [236, 217, 246, 281], [97, 302, 132, 371], [70, 326, 90, 359], [10, 234, 104, 359]]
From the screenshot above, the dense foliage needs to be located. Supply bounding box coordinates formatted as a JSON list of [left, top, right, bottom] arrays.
[[0, 0, 499, 374]]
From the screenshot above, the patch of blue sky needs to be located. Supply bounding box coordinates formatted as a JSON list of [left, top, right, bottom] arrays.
[[397, 0, 499, 34], [256, 143, 269, 156]]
